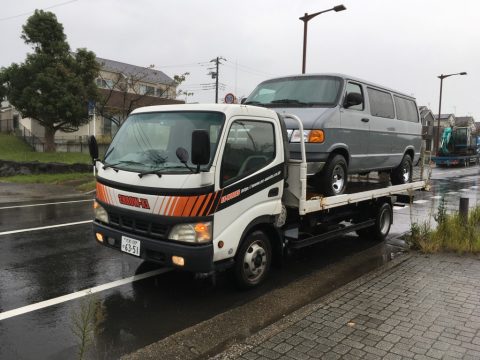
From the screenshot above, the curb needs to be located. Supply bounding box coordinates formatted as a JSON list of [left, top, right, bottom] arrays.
[[122, 247, 412, 360]]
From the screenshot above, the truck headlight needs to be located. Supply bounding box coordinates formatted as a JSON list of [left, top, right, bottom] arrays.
[[93, 201, 109, 224], [169, 222, 212, 243]]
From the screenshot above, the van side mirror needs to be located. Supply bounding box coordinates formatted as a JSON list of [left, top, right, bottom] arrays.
[[344, 92, 363, 109], [241, 98, 247, 104], [88, 135, 99, 163], [191, 130, 210, 166]]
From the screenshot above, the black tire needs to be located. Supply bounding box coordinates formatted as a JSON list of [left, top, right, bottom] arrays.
[[356, 202, 392, 242], [317, 154, 348, 196], [390, 154, 413, 185], [234, 230, 271, 289]]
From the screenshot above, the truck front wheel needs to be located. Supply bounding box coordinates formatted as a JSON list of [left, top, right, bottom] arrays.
[[234, 231, 271, 289], [317, 154, 348, 196]]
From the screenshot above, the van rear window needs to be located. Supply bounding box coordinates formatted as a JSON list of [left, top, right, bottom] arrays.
[[367, 88, 395, 119], [394, 96, 419, 122]]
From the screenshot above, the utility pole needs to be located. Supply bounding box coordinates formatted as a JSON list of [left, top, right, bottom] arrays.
[[208, 57, 226, 103]]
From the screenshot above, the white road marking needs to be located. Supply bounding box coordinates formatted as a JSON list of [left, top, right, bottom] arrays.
[[413, 199, 429, 204], [430, 196, 443, 199], [393, 205, 409, 210], [446, 192, 458, 195], [0, 268, 167, 321], [0, 199, 93, 210], [460, 188, 470, 192], [471, 186, 479, 190], [0, 220, 93, 236]]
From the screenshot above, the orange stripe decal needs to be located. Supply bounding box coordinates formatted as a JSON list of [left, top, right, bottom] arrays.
[[158, 196, 166, 215], [199, 193, 212, 216], [206, 192, 219, 216], [168, 197, 179, 216], [191, 195, 205, 217], [182, 196, 198, 217], [173, 197, 189, 217]]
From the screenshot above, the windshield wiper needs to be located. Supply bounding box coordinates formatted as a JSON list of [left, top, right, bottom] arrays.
[[103, 160, 144, 170], [270, 99, 307, 106], [137, 169, 163, 178], [243, 100, 263, 105]]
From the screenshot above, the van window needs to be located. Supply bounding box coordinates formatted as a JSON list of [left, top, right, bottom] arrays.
[[394, 96, 419, 122], [345, 83, 364, 111], [367, 88, 395, 119], [245, 76, 343, 107], [221, 121, 275, 186]]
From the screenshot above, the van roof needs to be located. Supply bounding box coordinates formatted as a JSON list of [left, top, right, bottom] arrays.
[[262, 73, 416, 100]]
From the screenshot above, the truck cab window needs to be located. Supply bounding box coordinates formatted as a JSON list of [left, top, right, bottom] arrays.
[[221, 121, 275, 186]]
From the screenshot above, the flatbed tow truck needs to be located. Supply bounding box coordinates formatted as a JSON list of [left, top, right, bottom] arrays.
[[88, 104, 428, 288]]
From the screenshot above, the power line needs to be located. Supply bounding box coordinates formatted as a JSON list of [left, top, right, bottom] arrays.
[[224, 59, 277, 77], [0, 0, 79, 22]]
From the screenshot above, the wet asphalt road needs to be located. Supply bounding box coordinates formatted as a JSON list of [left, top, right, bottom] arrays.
[[0, 166, 479, 360]]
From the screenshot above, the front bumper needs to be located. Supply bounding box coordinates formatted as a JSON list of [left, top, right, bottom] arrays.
[[93, 221, 214, 273]]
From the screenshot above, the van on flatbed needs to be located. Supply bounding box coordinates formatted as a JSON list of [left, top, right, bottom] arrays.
[[88, 104, 427, 288], [244, 74, 423, 197]]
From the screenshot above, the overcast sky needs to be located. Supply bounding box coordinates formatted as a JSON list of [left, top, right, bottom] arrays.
[[1, 0, 478, 119]]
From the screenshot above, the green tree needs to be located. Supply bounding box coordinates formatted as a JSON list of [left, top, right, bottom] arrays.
[[0, 10, 99, 151]]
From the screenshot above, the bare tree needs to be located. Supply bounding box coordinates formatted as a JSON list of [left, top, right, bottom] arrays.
[[95, 66, 189, 128]]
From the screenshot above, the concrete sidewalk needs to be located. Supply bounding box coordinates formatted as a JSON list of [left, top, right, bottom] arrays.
[[215, 253, 480, 360]]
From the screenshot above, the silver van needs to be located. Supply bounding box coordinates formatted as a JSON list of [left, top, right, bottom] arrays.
[[244, 74, 422, 196]]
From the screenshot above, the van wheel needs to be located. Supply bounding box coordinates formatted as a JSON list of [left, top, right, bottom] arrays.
[[356, 202, 392, 242], [234, 231, 271, 289], [391, 154, 412, 185], [318, 154, 347, 196]]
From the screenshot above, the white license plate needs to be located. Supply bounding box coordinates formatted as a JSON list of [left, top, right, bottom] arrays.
[[121, 236, 141, 257]]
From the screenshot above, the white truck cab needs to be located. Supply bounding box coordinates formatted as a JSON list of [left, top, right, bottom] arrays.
[[90, 104, 426, 288]]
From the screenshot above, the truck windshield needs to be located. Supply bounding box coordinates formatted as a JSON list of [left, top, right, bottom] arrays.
[[103, 111, 224, 173], [245, 75, 343, 107]]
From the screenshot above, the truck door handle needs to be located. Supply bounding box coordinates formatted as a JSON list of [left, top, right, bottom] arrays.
[[361, 118, 370, 123], [268, 187, 279, 197]]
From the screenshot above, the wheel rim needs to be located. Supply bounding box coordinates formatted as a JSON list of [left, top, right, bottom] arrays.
[[379, 208, 391, 235], [332, 164, 345, 194], [243, 240, 267, 283], [402, 162, 411, 182]]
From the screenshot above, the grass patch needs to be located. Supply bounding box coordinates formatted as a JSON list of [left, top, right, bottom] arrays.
[[408, 205, 480, 253], [0, 133, 90, 164]]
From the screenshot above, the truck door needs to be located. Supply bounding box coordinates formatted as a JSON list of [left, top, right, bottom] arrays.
[[339, 82, 370, 172], [213, 119, 284, 261]]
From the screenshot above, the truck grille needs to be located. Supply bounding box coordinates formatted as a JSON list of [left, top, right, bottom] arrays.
[[108, 212, 169, 239]]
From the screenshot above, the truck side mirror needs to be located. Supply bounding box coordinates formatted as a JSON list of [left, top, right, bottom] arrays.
[[344, 92, 363, 109], [191, 130, 210, 166], [241, 98, 247, 104], [88, 135, 99, 163]]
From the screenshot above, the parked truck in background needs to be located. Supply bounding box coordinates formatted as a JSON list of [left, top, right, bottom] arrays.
[[88, 104, 427, 288], [433, 124, 480, 167]]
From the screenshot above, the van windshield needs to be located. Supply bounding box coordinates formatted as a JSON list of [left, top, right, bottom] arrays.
[[103, 111, 224, 173], [245, 75, 343, 107]]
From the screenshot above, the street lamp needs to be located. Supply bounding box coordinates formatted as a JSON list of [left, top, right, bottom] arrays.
[[435, 72, 467, 154], [300, 4, 346, 74]]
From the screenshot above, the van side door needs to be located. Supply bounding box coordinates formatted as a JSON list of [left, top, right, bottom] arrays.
[[366, 87, 398, 169], [339, 82, 369, 172]]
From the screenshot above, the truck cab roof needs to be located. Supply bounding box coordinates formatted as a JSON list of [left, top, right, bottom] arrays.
[[130, 103, 279, 119]]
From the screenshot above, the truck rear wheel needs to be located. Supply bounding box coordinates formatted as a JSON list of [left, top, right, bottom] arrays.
[[356, 202, 392, 242], [234, 230, 271, 289], [390, 154, 412, 185]]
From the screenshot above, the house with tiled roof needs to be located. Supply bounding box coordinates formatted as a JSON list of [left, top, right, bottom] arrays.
[[1, 57, 184, 151]]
